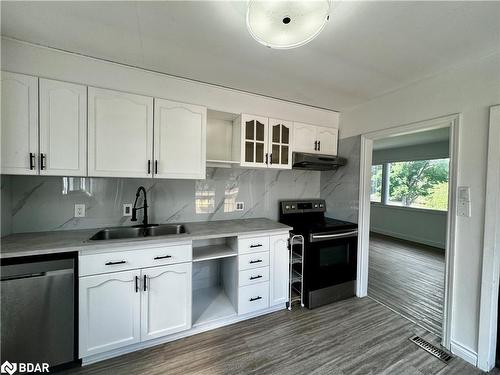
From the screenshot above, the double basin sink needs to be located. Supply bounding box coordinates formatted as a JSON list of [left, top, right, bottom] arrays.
[[90, 224, 187, 241]]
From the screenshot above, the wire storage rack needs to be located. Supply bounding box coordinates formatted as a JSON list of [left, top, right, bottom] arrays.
[[288, 234, 305, 310]]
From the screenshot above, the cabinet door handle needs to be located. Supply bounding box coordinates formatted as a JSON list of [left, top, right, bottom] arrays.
[[154, 255, 172, 260], [135, 276, 139, 293], [318, 141, 321, 151], [265, 153, 268, 165], [147, 160, 151, 174], [249, 296, 262, 302], [105, 260, 126, 266], [29, 153, 35, 170], [155, 160, 158, 174], [143, 275, 148, 292], [314, 141, 317, 151], [40, 153, 46, 170], [250, 244, 262, 248], [250, 275, 262, 280], [269, 153, 272, 165], [250, 259, 263, 264]]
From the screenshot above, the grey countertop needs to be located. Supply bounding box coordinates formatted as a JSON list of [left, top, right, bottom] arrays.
[[0, 218, 292, 259]]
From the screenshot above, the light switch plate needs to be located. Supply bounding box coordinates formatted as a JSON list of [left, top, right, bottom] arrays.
[[123, 203, 133, 217], [74, 204, 86, 218], [457, 186, 471, 217], [458, 186, 470, 201], [236, 202, 244, 211]]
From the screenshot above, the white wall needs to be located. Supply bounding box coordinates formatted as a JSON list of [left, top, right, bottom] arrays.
[[371, 205, 447, 249], [0, 37, 338, 128], [341, 51, 500, 361]]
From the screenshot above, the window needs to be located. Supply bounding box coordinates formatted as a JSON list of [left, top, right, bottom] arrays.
[[371, 158, 449, 211], [370, 165, 383, 203]]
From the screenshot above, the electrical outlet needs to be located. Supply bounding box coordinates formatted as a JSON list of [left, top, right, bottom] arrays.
[[235, 202, 244, 211], [123, 203, 133, 217], [74, 204, 86, 218]]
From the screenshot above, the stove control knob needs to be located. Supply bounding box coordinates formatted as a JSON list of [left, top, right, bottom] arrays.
[[291, 205, 296, 209], [314, 204, 318, 208], [285, 205, 290, 210], [319, 204, 324, 208]]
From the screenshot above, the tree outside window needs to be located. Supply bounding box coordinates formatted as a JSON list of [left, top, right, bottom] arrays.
[[371, 158, 449, 211], [370, 165, 383, 203]]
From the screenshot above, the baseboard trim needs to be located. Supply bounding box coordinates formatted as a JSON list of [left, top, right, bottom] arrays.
[[450, 340, 478, 366], [371, 228, 445, 249], [81, 304, 286, 365]]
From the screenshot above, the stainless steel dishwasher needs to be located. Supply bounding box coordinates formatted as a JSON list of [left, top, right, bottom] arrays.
[[1, 254, 77, 368]]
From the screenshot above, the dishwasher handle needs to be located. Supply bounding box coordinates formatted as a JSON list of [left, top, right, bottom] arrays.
[[1, 268, 73, 282]]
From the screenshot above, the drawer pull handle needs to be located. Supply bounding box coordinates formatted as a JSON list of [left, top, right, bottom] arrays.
[[249, 296, 262, 302], [250, 244, 262, 248], [29, 152, 35, 170], [250, 275, 262, 280], [154, 255, 172, 260], [249, 259, 263, 264], [105, 260, 126, 266]]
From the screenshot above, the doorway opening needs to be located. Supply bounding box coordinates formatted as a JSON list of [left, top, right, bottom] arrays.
[[369, 128, 450, 335], [357, 114, 459, 349]]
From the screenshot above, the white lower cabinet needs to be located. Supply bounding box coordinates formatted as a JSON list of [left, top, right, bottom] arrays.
[[269, 234, 290, 306], [79, 270, 141, 357], [79, 261, 192, 358], [141, 263, 192, 341]]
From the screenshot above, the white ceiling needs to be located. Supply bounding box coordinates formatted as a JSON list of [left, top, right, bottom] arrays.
[[2, 1, 499, 111], [373, 127, 450, 151]]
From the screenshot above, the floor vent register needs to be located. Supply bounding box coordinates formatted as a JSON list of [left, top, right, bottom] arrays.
[[409, 335, 454, 364]]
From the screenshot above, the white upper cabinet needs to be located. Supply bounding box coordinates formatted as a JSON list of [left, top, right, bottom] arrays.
[[1, 72, 39, 175], [316, 127, 338, 156], [239, 114, 269, 168], [140, 263, 192, 341], [154, 99, 206, 179], [88, 87, 153, 178], [293, 122, 317, 154], [39, 79, 87, 176], [79, 270, 141, 358], [268, 119, 293, 169], [293, 122, 338, 156], [269, 234, 290, 306]]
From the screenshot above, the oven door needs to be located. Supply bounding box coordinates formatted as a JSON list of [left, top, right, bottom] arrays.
[[305, 230, 358, 291]]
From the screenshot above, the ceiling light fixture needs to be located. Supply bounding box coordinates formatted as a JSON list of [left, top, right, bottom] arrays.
[[246, 0, 331, 49]]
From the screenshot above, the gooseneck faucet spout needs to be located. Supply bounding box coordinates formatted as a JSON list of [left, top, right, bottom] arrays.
[[131, 186, 148, 227]]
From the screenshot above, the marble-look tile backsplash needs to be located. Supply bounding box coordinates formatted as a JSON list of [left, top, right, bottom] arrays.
[[1, 168, 320, 235], [320, 136, 361, 223]]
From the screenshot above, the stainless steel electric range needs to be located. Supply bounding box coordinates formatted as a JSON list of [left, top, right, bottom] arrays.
[[279, 199, 358, 309]]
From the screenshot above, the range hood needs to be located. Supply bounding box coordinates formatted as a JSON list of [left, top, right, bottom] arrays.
[[292, 152, 347, 171]]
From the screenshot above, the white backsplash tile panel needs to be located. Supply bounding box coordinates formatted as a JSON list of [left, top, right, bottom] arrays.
[[320, 136, 361, 223], [2, 168, 320, 234]]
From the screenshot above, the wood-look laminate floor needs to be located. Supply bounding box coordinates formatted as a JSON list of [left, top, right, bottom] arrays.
[[368, 233, 445, 336], [62, 297, 485, 375]]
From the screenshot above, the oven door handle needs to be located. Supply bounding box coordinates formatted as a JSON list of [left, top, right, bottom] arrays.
[[310, 230, 358, 241]]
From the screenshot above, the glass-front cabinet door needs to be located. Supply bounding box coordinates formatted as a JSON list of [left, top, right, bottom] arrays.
[[268, 119, 293, 169], [240, 114, 268, 167]]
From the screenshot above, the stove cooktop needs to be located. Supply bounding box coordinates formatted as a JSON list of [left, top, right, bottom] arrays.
[[278, 199, 357, 235]]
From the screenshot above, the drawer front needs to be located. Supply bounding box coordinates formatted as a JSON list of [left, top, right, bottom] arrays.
[[238, 236, 270, 254], [79, 244, 192, 276], [238, 282, 270, 315], [139, 244, 192, 268], [239, 266, 270, 287], [238, 251, 270, 271]]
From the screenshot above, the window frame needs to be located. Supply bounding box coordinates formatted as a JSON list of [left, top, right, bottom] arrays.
[[370, 158, 449, 213]]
